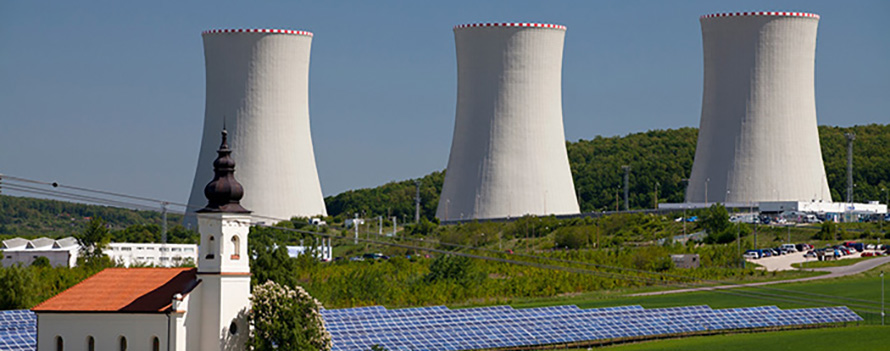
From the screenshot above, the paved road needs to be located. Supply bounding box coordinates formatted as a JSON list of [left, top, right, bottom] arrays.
[[629, 255, 890, 297]]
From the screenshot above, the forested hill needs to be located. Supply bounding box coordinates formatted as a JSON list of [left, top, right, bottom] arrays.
[[326, 124, 890, 218], [0, 195, 183, 239]]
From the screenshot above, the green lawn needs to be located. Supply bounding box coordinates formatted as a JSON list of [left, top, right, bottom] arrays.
[[790, 256, 877, 269], [564, 326, 888, 351], [504, 262, 889, 325]]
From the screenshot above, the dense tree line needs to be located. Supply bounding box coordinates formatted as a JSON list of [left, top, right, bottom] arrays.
[[326, 124, 890, 217]]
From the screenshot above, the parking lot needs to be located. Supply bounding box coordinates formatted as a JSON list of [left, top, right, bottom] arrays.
[[749, 249, 884, 271]]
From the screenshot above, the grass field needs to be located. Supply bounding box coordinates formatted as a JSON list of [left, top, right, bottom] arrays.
[[504, 262, 889, 326], [561, 326, 887, 351], [790, 256, 878, 269]]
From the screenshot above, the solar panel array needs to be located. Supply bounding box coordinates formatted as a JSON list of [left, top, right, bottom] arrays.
[[0, 304, 863, 351], [322, 304, 862, 351], [0, 310, 35, 351]]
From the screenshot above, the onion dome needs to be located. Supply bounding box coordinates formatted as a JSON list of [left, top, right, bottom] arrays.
[[197, 129, 250, 213]]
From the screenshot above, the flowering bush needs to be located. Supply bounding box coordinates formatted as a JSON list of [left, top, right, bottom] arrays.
[[250, 280, 332, 351]]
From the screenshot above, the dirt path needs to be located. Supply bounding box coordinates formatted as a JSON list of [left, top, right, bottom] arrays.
[[628, 255, 890, 297]]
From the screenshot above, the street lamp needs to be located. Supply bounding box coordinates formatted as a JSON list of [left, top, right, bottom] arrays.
[[881, 270, 885, 326]]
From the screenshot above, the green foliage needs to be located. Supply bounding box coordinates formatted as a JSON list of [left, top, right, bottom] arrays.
[[553, 227, 590, 249], [30, 256, 50, 267], [425, 255, 481, 287], [322, 124, 889, 216], [0, 262, 110, 309], [0, 264, 38, 309], [0, 194, 184, 239], [325, 171, 444, 221], [699, 205, 730, 234], [815, 221, 838, 240], [249, 281, 332, 351], [75, 217, 115, 268], [249, 224, 302, 289]]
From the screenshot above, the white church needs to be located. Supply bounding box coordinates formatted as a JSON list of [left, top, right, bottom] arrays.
[[32, 130, 253, 351]]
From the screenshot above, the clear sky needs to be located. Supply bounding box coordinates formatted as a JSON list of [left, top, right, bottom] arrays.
[[1, 1, 887, 207]]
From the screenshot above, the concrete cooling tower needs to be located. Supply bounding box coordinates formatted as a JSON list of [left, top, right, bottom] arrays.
[[686, 12, 831, 204], [186, 29, 327, 225], [436, 23, 580, 221]]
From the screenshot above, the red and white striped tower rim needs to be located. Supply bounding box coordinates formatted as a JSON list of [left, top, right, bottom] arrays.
[[202, 28, 314, 37], [454, 22, 567, 31], [701, 11, 820, 20]]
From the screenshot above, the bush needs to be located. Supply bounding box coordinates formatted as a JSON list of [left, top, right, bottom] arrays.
[[425, 255, 480, 287], [250, 281, 332, 351], [554, 228, 589, 249]]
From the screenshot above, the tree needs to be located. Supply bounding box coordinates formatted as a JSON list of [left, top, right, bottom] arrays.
[[249, 226, 302, 288], [249, 281, 332, 351], [75, 217, 113, 268], [0, 264, 38, 309]]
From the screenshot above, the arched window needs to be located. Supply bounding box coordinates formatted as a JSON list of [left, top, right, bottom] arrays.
[[231, 235, 240, 260], [119, 336, 127, 351], [151, 336, 160, 351], [206, 236, 215, 259], [87, 336, 95, 351], [55, 336, 63, 351]]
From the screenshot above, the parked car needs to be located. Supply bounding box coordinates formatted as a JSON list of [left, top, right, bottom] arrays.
[[781, 244, 798, 253], [803, 250, 816, 258], [861, 252, 876, 257], [744, 251, 760, 260]]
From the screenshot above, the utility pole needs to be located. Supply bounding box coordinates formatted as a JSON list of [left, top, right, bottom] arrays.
[[881, 270, 885, 326], [414, 179, 421, 223], [161, 202, 168, 243], [392, 216, 397, 236], [622, 165, 630, 211], [354, 213, 359, 244], [705, 177, 710, 204], [845, 132, 855, 203], [654, 181, 659, 210], [378, 216, 383, 235]]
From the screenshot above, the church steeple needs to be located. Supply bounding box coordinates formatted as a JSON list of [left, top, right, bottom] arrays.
[[197, 128, 250, 213]]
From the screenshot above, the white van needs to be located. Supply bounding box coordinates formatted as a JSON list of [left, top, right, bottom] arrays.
[[780, 244, 798, 253]]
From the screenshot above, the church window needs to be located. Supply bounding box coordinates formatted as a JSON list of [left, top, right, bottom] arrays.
[[55, 336, 63, 351], [152, 336, 160, 351], [231, 236, 241, 260], [206, 236, 215, 259], [119, 336, 127, 351]]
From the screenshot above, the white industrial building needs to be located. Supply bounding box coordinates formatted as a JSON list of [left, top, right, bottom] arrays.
[[106, 243, 198, 268], [186, 28, 327, 227], [33, 129, 253, 350], [1, 237, 78, 268], [686, 12, 831, 204], [437, 23, 580, 221]]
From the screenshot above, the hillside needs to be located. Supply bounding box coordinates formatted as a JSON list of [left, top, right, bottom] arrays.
[[0, 195, 184, 239], [325, 124, 890, 219]]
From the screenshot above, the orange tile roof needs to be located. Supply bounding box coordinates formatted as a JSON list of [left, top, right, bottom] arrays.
[[32, 267, 198, 313]]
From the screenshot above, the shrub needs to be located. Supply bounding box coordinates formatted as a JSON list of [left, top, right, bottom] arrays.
[[250, 281, 332, 351]]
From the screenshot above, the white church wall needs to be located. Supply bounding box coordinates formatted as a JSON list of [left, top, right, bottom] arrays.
[[37, 313, 168, 351]]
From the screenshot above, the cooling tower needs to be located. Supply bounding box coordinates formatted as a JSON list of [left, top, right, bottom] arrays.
[[686, 12, 831, 204], [436, 23, 580, 220], [186, 29, 327, 225]]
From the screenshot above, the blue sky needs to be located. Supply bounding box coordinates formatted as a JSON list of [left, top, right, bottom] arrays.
[[1, 1, 887, 207]]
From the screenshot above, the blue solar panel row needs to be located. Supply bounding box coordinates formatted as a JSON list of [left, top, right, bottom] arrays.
[[322, 304, 862, 351], [0, 310, 36, 351]]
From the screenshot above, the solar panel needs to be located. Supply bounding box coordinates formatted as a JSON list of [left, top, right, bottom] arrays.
[[322, 304, 863, 351], [0, 310, 36, 351]]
